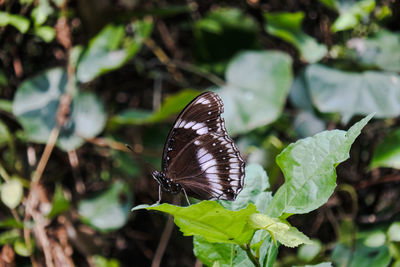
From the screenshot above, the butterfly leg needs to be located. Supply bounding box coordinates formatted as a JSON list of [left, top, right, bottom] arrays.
[[182, 188, 191, 205], [156, 185, 162, 204]]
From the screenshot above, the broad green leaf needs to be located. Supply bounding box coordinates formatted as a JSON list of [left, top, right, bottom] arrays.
[[132, 201, 257, 245], [332, 242, 391, 267], [78, 181, 133, 232], [388, 222, 400, 242], [267, 114, 373, 217], [370, 129, 400, 169], [193, 235, 252, 267], [47, 184, 70, 219], [1, 179, 23, 209], [193, 8, 260, 74], [217, 50, 292, 135], [305, 64, 400, 123], [298, 240, 322, 262], [109, 89, 200, 126], [77, 19, 153, 83], [220, 164, 272, 214], [13, 68, 106, 151], [0, 11, 30, 33], [249, 214, 311, 248], [92, 255, 120, 267], [320, 0, 376, 32], [347, 30, 400, 72], [264, 12, 327, 63], [33, 25, 55, 42]]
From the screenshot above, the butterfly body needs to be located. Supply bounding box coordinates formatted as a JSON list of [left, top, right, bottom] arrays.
[[154, 91, 245, 202]]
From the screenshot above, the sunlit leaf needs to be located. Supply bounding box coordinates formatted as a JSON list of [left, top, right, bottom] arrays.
[[264, 12, 327, 63], [0, 11, 30, 33], [92, 255, 120, 267], [249, 214, 311, 248], [320, 0, 376, 32], [78, 181, 133, 232], [305, 64, 400, 123], [1, 179, 23, 209], [13, 68, 106, 151], [388, 222, 400, 242], [132, 201, 257, 245], [267, 114, 373, 217], [217, 50, 292, 135], [33, 25, 55, 42], [31, 0, 53, 26], [364, 231, 386, 247]]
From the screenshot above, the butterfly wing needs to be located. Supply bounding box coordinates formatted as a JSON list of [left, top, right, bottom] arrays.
[[161, 91, 245, 200]]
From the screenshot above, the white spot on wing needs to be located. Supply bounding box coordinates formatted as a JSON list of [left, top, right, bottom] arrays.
[[196, 147, 222, 191], [184, 121, 195, 129]]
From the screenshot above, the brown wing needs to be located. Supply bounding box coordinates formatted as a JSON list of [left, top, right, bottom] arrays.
[[162, 91, 245, 200]]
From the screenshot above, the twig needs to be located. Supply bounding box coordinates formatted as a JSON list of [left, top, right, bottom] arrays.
[[0, 163, 10, 181], [240, 244, 260, 267], [151, 214, 174, 267], [356, 173, 400, 189], [31, 127, 60, 183]]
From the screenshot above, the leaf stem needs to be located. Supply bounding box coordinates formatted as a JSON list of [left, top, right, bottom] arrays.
[[240, 244, 260, 267]]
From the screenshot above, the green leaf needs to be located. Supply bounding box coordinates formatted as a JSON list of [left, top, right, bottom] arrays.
[[298, 240, 322, 262], [0, 11, 30, 33], [1, 179, 23, 209], [305, 64, 400, 123], [77, 19, 153, 83], [12, 68, 106, 151], [110, 89, 200, 126], [332, 242, 391, 267], [31, 0, 53, 26], [323, 0, 376, 32], [267, 114, 373, 217], [220, 164, 272, 214], [370, 129, 400, 169], [0, 99, 13, 113], [249, 214, 311, 248], [14, 240, 31, 257], [217, 50, 293, 135], [264, 12, 327, 63], [347, 30, 400, 72], [92, 255, 120, 267], [132, 201, 257, 245], [78, 181, 133, 232], [0, 229, 20, 245], [47, 184, 70, 219], [295, 263, 332, 267], [193, 235, 252, 267], [0, 120, 12, 148], [193, 8, 260, 74], [33, 25, 55, 42], [0, 218, 24, 229], [388, 222, 400, 242], [364, 231, 386, 247]]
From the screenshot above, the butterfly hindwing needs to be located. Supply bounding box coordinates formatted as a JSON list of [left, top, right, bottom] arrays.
[[161, 92, 245, 200]]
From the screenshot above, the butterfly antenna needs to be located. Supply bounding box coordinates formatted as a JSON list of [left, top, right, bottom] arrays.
[[125, 144, 156, 175]]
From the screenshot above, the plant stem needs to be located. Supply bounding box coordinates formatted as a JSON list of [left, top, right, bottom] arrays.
[[240, 244, 260, 267]]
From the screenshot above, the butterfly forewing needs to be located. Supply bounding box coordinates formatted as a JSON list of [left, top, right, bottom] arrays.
[[161, 91, 245, 200]]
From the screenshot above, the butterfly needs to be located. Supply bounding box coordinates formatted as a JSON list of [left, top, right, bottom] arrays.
[[152, 91, 245, 204]]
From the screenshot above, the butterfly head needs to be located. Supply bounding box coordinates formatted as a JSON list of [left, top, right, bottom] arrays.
[[152, 171, 181, 194]]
